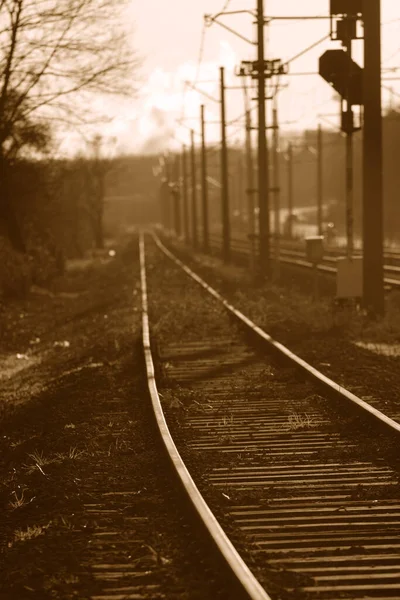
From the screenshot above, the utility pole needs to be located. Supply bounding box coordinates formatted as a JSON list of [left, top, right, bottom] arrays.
[[272, 105, 280, 281], [245, 107, 256, 271], [257, 0, 270, 277], [287, 142, 293, 239], [317, 124, 323, 236], [220, 66, 230, 263], [363, 0, 384, 315], [160, 155, 169, 233], [200, 104, 209, 252], [164, 153, 172, 234], [190, 129, 198, 249], [173, 153, 182, 238], [237, 153, 244, 224], [343, 20, 355, 258], [181, 144, 190, 244]]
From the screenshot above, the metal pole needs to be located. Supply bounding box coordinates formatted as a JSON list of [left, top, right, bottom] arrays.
[[313, 263, 319, 302], [345, 123, 354, 258], [257, 0, 270, 277], [287, 142, 293, 239], [190, 129, 198, 249], [164, 153, 172, 234], [181, 144, 190, 244], [220, 66, 230, 263], [245, 108, 256, 271], [362, 0, 384, 315], [200, 104, 209, 252], [272, 105, 280, 281], [238, 153, 244, 224], [344, 30, 354, 259], [317, 123, 323, 236], [174, 153, 182, 238], [160, 179, 169, 232]]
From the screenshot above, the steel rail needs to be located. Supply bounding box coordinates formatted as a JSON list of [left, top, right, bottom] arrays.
[[153, 233, 400, 437], [208, 233, 400, 288], [279, 247, 400, 276], [139, 232, 271, 600]]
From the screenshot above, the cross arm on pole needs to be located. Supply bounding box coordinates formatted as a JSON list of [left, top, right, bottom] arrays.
[[206, 10, 256, 22], [204, 16, 255, 46], [265, 15, 331, 22]]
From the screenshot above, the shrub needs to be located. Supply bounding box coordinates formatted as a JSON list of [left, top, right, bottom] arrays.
[[0, 236, 32, 298]]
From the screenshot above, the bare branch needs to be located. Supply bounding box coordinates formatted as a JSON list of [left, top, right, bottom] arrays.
[[0, 0, 138, 157]]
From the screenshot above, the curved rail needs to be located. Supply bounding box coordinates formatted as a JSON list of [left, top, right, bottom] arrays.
[[153, 233, 400, 437], [139, 232, 271, 600]]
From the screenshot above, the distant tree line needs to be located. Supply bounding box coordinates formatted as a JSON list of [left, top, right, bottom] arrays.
[[0, 0, 136, 296]]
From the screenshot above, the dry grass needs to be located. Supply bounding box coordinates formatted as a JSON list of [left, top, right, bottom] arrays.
[[55, 447, 86, 461], [23, 450, 56, 475], [13, 522, 50, 543], [351, 291, 400, 343], [189, 246, 400, 346], [234, 287, 334, 336], [287, 413, 315, 430], [23, 447, 86, 474], [8, 490, 30, 510]]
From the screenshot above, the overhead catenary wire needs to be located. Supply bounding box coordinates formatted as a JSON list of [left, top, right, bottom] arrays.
[[177, 6, 400, 191], [219, 0, 233, 14], [180, 20, 208, 122], [284, 34, 330, 67]]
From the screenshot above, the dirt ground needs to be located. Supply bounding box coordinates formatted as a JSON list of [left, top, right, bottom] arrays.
[[0, 233, 231, 600], [162, 236, 400, 425]]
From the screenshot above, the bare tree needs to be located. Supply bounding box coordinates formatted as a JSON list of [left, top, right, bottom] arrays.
[[0, 0, 137, 250], [84, 133, 116, 250]]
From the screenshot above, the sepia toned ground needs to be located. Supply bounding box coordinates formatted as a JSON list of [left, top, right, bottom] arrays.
[[0, 234, 230, 600], [164, 237, 400, 425], [1, 230, 399, 599]]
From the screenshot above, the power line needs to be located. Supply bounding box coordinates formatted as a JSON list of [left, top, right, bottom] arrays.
[[194, 21, 208, 87], [285, 34, 330, 66], [180, 20, 208, 122], [382, 16, 400, 26], [219, 0, 233, 13], [382, 85, 400, 100], [226, 103, 258, 127]]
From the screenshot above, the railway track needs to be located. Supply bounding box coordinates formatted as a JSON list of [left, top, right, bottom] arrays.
[[207, 234, 400, 289], [142, 231, 400, 600]]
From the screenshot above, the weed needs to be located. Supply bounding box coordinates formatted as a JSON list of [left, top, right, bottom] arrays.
[[160, 386, 208, 412], [8, 490, 30, 510], [59, 516, 75, 530], [219, 414, 234, 428], [43, 573, 79, 590], [23, 450, 57, 475], [13, 523, 50, 543], [132, 544, 171, 567], [287, 413, 315, 430], [55, 447, 86, 461], [160, 389, 184, 410], [107, 438, 132, 456]]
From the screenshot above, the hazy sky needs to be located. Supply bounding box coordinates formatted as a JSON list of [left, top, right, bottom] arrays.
[[79, 1, 400, 155]]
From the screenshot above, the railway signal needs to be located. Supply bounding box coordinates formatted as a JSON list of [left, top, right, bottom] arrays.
[[318, 0, 384, 314], [318, 49, 363, 107]]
